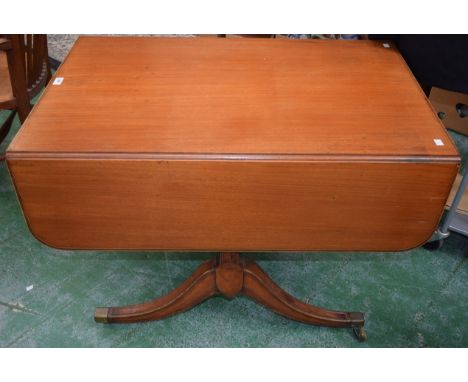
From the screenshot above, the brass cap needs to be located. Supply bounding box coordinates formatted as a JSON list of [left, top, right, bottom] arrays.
[[94, 307, 109, 323]]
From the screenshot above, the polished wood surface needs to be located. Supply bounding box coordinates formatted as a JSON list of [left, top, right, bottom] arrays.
[[9, 37, 458, 159], [8, 159, 458, 251], [6, 36, 460, 252], [95, 252, 366, 340]]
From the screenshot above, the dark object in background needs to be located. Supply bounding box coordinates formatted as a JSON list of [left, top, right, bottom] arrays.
[[48, 56, 61, 71], [430, 87, 468, 136], [369, 35, 468, 95], [457, 103, 468, 118]]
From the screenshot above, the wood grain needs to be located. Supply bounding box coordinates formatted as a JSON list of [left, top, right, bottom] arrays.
[[6, 37, 460, 252], [8, 37, 459, 159], [8, 158, 458, 251]]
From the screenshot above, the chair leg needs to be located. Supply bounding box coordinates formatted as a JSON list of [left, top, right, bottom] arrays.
[[15, 101, 31, 123], [7, 35, 32, 123], [0, 110, 17, 158]]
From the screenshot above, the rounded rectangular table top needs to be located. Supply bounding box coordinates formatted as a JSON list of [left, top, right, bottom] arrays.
[[6, 37, 461, 252], [7, 36, 458, 161]]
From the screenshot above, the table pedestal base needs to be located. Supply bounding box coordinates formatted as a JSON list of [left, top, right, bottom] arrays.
[[94, 252, 367, 341]]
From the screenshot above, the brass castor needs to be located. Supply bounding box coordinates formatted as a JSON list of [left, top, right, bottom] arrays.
[[353, 326, 368, 342]]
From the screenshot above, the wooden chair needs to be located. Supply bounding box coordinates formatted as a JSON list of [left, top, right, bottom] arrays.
[[0, 35, 51, 152]]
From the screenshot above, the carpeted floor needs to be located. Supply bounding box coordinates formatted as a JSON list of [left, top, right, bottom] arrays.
[[0, 62, 467, 348]]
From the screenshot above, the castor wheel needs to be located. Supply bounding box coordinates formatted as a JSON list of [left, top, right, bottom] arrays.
[[423, 239, 444, 251], [353, 326, 368, 342]]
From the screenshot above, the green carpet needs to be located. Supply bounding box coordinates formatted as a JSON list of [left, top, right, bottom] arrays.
[[0, 106, 467, 348]]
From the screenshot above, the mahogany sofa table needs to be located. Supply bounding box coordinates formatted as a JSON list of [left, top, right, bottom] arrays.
[[6, 37, 460, 341]]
